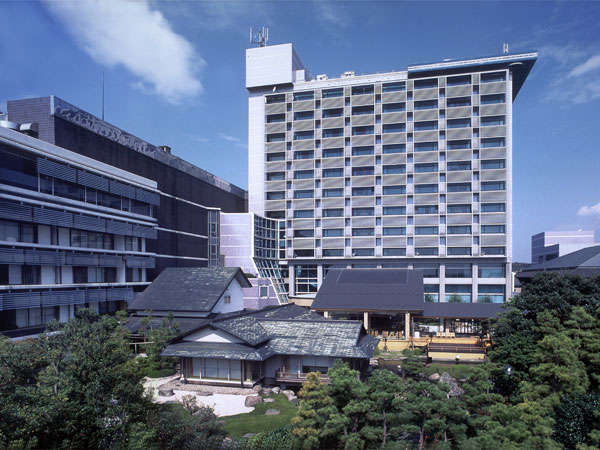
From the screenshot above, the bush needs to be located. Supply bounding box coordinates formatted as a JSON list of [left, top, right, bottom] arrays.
[[244, 426, 297, 450]]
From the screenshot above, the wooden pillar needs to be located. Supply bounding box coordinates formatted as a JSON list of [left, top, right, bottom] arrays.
[[363, 312, 370, 331], [405, 312, 410, 339], [324, 311, 330, 319]]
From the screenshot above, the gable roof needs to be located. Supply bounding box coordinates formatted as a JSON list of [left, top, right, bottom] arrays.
[[128, 267, 251, 313], [311, 268, 425, 312], [212, 315, 271, 346]]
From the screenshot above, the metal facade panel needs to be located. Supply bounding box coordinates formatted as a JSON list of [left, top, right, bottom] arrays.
[[293, 238, 314, 249], [414, 193, 438, 204], [322, 97, 344, 109], [352, 197, 374, 207], [414, 130, 438, 142], [481, 169, 507, 181], [293, 199, 314, 209], [481, 234, 506, 245], [415, 215, 438, 225], [480, 126, 506, 138], [481, 213, 506, 224], [446, 106, 471, 119], [98, 254, 123, 267], [351, 217, 375, 227], [413, 88, 438, 100], [480, 81, 506, 95], [292, 179, 314, 190], [480, 148, 507, 159], [0, 199, 32, 222], [293, 120, 314, 132], [382, 174, 406, 185], [266, 122, 286, 134], [351, 135, 374, 146], [109, 180, 136, 198], [0, 247, 25, 264], [480, 104, 506, 116], [383, 216, 407, 226], [414, 109, 438, 121], [126, 256, 156, 268], [353, 155, 374, 166], [480, 191, 506, 202], [382, 195, 406, 206], [265, 180, 285, 191], [414, 152, 438, 163], [33, 207, 73, 227], [1, 292, 41, 310], [24, 249, 65, 265], [446, 192, 472, 203], [42, 289, 86, 307], [383, 236, 407, 246], [382, 91, 406, 103], [265, 103, 285, 114], [265, 142, 286, 152], [107, 287, 134, 301], [74, 214, 106, 233], [447, 128, 472, 140], [37, 158, 76, 183], [293, 219, 315, 229], [135, 188, 160, 205], [322, 137, 344, 148], [292, 160, 313, 170], [322, 117, 344, 129], [351, 94, 374, 106], [322, 157, 344, 169], [447, 214, 472, 224], [414, 173, 438, 184], [87, 288, 107, 302], [65, 253, 98, 266], [381, 133, 406, 145], [447, 236, 472, 246], [322, 218, 344, 228], [264, 200, 285, 210], [446, 84, 472, 97], [383, 153, 407, 164], [352, 176, 375, 187], [106, 220, 133, 236], [322, 198, 344, 208], [415, 236, 439, 246], [352, 115, 374, 126], [292, 139, 315, 151], [322, 238, 344, 248], [352, 237, 374, 247], [382, 112, 407, 124], [446, 150, 472, 161], [293, 100, 315, 111], [77, 169, 109, 191], [322, 178, 344, 188], [447, 171, 472, 183]]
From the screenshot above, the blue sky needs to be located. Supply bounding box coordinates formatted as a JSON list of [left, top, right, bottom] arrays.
[[2, 1, 600, 262]]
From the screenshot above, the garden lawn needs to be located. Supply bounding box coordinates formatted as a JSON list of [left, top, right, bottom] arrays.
[[222, 394, 298, 439]]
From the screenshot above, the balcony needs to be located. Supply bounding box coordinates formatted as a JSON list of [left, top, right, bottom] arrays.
[[275, 370, 330, 384]]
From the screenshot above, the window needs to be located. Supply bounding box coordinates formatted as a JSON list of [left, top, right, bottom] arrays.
[[224, 295, 231, 304], [323, 148, 344, 157], [414, 163, 438, 173], [383, 123, 406, 133], [414, 142, 438, 152], [323, 168, 343, 178], [294, 91, 314, 101], [415, 205, 438, 214], [447, 75, 471, 86], [352, 187, 374, 196], [414, 121, 437, 131], [322, 108, 343, 118], [352, 146, 373, 156], [481, 203, 505, 212], [21, 265, 41, 284], [382, 103, 406, 113], [266, 94, 285, 104], [53, 179, 85, 202], [295, 264, 318, 293], [352, 166, 374, 176], [446, 118, 471, 128], [415, 247, 438, 256], [480, 94, 505, 104], [445, 285, 472, 303], [266, 133, 285, 142], [447, 182, 471, 192], [383, 164, 405, 175], [259, 286, 269, 298], [266, 211, 285, 219], [323, 228, 344, 237], [481, 246, 505, 255], [352, 207, 374, 216], [414, 100, 438, 110], [323, 249, 344, 256], [352, 228, 374, 236], [481, 137, 505, 148], [446, 97, 471, 107], [447, 139, 471, 150], [481, 181, 505, 191], [384, 248, 406, 256], [266, 113, 285, 123], [383, 206, 405, 215], [447, 204, 471, 213], [447, 225, 471, 234], [294, 150, 314, 160], [19, 223, 36, 243], [323, 208, 344, 217], [382, 82, 405, 92], [352, 248, 374, 256], [267, 152, 285, 161], [383, 185, 406, 195], [294, 190, 314, 199], [266, 172, 285, 181], [481, 159, 505, 169], [294, 131, 314, 140], [266, 191, 285, 200], [323, 128, 343, 138], [446, 263, 472, 278], [352, 105, 374, 115], [294, 170, 313, 179], [383, 227, 406, 235], [322, 88, 343, 98], [479, 264, 505, 278], [414, 184, 438, 194], [73, 266, 88, 284], [414, 263, 439, 277], [478, 285, 505, 303], [481, 115, 505, 126], [352, 85, 374, 95], [294, 229, 314, 237], [424, 285, 440, 302], [352, 126, 374, 135], [447, 161, 471, 171], [415, 226, 438, 235], [383, 144, 406, 154], [323, 188, 344, 197], [294, 210, 314, 218], [481, 72, 506, 83], [481, 224, 505, 234], [414, 79, 437, 89], [294, 110, 314, 121]]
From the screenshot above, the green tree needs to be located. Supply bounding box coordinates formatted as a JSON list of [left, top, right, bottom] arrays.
[[366, 369, 406, 447]]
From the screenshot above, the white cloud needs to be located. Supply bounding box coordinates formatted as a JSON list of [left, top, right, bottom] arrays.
[[43, 0, 203, 104], [577, 202, 600, 216], [218, 133, 241, 143], [314, 0, 351, 28], [569, 54, 600, 77]]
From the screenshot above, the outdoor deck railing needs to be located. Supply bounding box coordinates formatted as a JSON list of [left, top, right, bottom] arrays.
[[275, 370, 330, 383]]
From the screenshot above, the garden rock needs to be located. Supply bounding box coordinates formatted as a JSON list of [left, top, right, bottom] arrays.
[[428, 373, 441, 382], [196, 391, 213, 397], [252, 385, 262, 394], [265, 409, 280, 415], [158, 388, 174, 397], [281, 389, 295, 401], [262, 387, 272, 396], [288, 395, 298, 404], [264, 398, 275, 403], [271, 386, 280, 394], [439, 372, 465, 397], [245, 395, 263, 407]]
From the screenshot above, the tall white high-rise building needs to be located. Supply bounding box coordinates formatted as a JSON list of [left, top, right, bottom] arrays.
[[246, 42, 537, 305]]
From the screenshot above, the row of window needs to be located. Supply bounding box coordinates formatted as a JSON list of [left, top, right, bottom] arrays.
[[291, 245, 505, 260], [293, 223, 505, 238], [0, 264, 144, 285]]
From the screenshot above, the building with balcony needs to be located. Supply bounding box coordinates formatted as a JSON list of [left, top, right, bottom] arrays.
[[531, 230, 596, 264], [0, 125, 157, 336], [6, 96, 247, 277], [246, 43, 537, 306]]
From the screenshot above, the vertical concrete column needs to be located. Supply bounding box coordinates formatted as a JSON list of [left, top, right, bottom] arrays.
[[323, 311, 330, 319], [405, 312, 411, 339], [439, 263, 446, 303], [288, 264, 296, 297], [472, 263, 478, 303], [317, 264, 323, 289], [363, 312, 370, 331]]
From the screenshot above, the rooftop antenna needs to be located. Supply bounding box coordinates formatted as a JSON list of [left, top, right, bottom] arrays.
[[101, 71, 105, 121], [250, 26, 269, 47], [503, 43, 509, 54]]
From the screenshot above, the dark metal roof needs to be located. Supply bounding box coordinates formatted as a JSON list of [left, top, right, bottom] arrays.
[[161, 341, 274, 361], [128, 267, 251, 313], [311, 269, 424, 312], [523, 245, 600, 271], [422, 302, 505, 319]]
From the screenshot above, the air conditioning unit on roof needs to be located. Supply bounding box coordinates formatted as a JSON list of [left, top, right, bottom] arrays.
[[341, 71, 355, 78], [316, 74, 328, 81]]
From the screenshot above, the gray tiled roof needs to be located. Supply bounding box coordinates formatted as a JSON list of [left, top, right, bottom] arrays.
[[161, 341, 274, 361], [129, 267, 251, 313], [127, 316, 210, 335], [312, 269, 425, 312], [212, 315, 271, 346]]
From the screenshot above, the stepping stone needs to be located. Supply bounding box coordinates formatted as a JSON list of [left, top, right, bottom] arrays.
[[265, 409, 280, 415], [158, 388, 174, 397], [242, 433, 256, 439]]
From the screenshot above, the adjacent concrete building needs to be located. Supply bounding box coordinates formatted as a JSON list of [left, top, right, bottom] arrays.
[[246, 43, 537, 305], [531, 230, 596, 264]]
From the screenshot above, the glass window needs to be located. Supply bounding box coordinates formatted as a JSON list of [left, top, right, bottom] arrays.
[[352, 228, 374, 236], [295, 264, 318, 293], [352, 187, 374, 196], [446, 97, 471, 107], [294, 91, 314, 101], [447, 225, 471, 234], [481, 115, 505, 126], [447, 183, 471, 192], [294, 110, 314, 120], [481, 224, 505, 234], [481, 72, 506, 83], [383, 227, 406, 235], [481, 138, 505, 148], [323, 128, 343, 138], [294, 190, 314, 199], [447, 161, 471, 171], [415, 226, 438, 235], [480, 94, 505, 104], [481, 246, 505, 255], [266, 172, 285, 181], [323, 168, 343, 178], [323, 228, 343, 237], [294, 131, 314, 141], [415, 247, 438, 256], [352, 85, 374, 95], [383, 248, 406, 256], [414, 79, 438, 89], [323, 148, 344, 158], [266, 133, 285, 142], [383, 164, 405, 175], [294, 170, 313, 179], [447, 204, 471, 213], [323, 188, 344, 197], [414, 263, 439, 277], [383, 185, 406, 195], [445, 285, 472, 303], [446, 263, 472, 278], [382, 103, 406, 113], [481, 159, 505, 169], [323, 208, 344, 217], [323, 249, 344, 256], [481, 181, 505, 191], [266, 94, 285, 104], [424, 285, 440, 302], [414, 142, 438, 152], [322, 108, 343, 118], [322, 88, 343, 98], [415, 205, 438, 214], [352, 146, 374, 156], [447, 140, 471, 150], [352, 248, 374, 256], [479, 264, 505, 278], [294, 229, 314, 238], [352, 207, 374, 216], [383, 144, 406, 154], [478, 285, 505, 303], [352, 166, 374, 176], [414, 184, 438, 194], [352, 105, 374, 115], [446, 75, 471, 86], [382, 82, 406, 92], [383, 123, 406, 133], [54, 179, 85, 202], [414, 163, 438, 173], [446, 118, 471, 128], [266, 113, 286, 123], [414, 100, 438, 110], [414, 121, 437, 131], [294, 150, 314, 160], [267, 152, 285, 162], [448, 247, 472, 256], [383, 206, 405, 215], [481, 203, 505, 212], [352, 126, 374, 136], [294, 210, 314, 218]]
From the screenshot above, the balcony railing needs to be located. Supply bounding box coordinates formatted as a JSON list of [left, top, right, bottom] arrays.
[[275, 370, 330, 384]]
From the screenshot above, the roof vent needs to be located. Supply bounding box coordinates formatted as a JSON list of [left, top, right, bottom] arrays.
[[316, 74, 328, 81], [341, 71, 355, 78], [0, 118, 19, 131], [158, 145, 171, 154]]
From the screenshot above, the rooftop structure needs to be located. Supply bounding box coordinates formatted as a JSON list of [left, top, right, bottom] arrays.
[[518, 245, 600, 281], [531, 230, 596, 264]]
